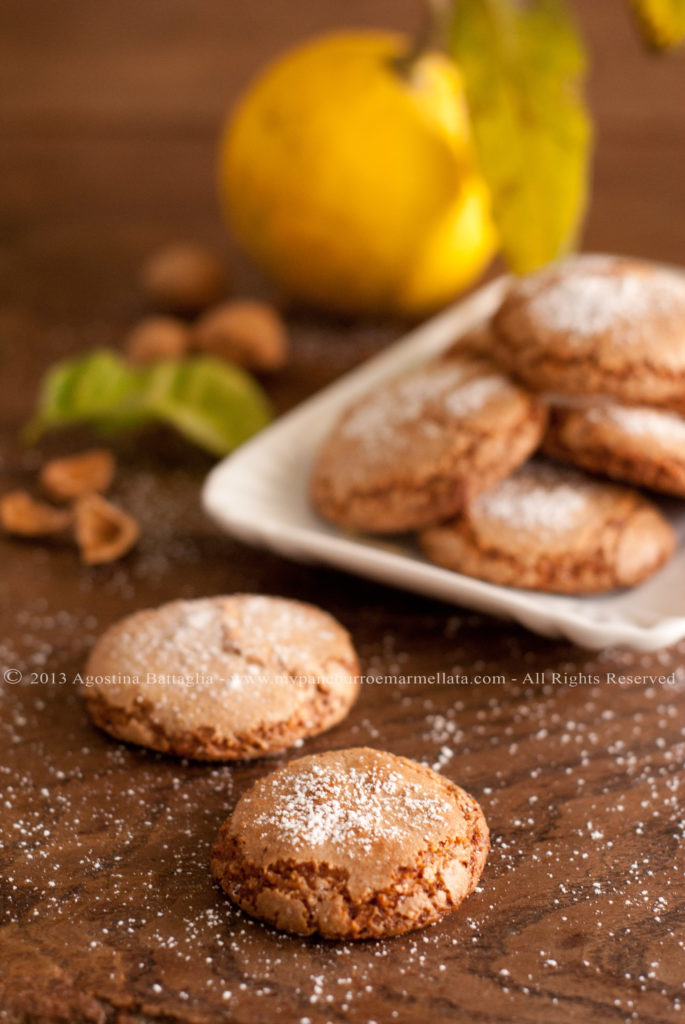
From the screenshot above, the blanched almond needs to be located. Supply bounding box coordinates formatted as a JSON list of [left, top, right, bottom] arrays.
[[41, 449, 116, 502], [74, 494, 140, 565], [0, 490, 73, 536]]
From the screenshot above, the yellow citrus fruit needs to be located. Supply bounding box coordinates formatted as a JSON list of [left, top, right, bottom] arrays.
[[220, 31, 496, 317]]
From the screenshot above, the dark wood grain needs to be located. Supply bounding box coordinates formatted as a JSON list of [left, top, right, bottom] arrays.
[[1, 2, 684, 1022]]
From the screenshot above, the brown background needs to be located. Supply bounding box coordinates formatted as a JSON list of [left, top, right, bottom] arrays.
[[1, 2, 684, 1022]]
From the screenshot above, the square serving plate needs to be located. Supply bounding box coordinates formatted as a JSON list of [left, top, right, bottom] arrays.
[[203, 276, 685, 652]]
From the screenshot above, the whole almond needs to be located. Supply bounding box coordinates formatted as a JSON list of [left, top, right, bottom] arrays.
[[140, 243, 227, 314], [124, 316, 190, 365], [193, 300, 289, 372]]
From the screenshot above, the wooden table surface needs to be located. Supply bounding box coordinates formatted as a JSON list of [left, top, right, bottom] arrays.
[[1, 2, 684, 1022]]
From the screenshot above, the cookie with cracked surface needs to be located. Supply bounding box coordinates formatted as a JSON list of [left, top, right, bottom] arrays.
[[544, 402, 685, 497], [210, 746, 489, 940], [492, 254, 685, 412], [419, 462, 675, 594], [311, 352, 547, 533], [83, 595, 360, 760]]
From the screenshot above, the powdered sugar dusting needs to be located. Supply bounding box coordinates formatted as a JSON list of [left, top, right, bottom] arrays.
[[473, 465, 594, 534], [444, 374, 510, 417], [589, 404, 685, 446], [525, 259, 685, 341], [2, 573, 685, 1016], [106, 597, 230, 683], [248, 759, 455, 854], [94, 596, 344, 712], [341, 360, 510, 447], [157, 599, 228, 675]]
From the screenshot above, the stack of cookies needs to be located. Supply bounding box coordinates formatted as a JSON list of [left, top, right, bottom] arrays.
[[311, 254, 684, 594]]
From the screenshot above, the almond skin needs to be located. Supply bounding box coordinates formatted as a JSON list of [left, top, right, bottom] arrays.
[[41, 449, 116, 502], [74, 494, 140, 565], [0, 491, 73, 536]]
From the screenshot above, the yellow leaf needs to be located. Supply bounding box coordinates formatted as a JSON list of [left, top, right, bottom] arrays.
[[451, 0, 593, 274], [629, 0, 685, 50]]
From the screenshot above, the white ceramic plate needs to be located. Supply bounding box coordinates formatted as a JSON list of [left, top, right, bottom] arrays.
[[203, 276, 685, 652]]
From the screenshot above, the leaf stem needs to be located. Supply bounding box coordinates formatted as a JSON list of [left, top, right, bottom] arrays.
[[392, 0, 455, 76]]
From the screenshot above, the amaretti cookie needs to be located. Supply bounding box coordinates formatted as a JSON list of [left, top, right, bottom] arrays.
[[83, 595, 360, 760], [210, 747, 489, 940], [419, 462, 675, 594], [544, 402, 685, 497], [311, 352, 547, 533], [493, 254, 685, 412]]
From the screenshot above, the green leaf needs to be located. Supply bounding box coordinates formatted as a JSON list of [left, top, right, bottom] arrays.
[[24, 350, 151, 443], [143, 357, 273, 457], [628, 0, 685, 50], [451, 0, 593, 274], [25, 350, 272, 457]]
